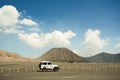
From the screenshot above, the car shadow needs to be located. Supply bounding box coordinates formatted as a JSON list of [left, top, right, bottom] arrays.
[[36, 70, 58, 72]]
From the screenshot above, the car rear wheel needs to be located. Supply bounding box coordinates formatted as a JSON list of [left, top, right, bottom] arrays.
[[42, 68, 46, 72]]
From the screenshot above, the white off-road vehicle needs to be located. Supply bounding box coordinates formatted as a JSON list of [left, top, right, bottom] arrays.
[[39, 61, 59, 72]]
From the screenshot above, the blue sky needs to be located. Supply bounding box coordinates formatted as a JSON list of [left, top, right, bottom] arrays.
[[0, 0, 120, 58]]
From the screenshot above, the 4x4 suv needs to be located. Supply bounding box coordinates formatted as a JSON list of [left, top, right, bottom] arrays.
[[39, 61, 59, 72]]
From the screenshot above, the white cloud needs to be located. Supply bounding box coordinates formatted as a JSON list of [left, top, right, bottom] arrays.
[[0, 5, 38, 34], [84, 29, 108, 56], [20, 18, 38, 26], [18, 33, 44, 48], [72, 49, 79, 54], [115, 43, 120, 48], [0, 5, 20, 26], [2, 28, 25, 34], [29, 27, 40, 31], [115, 37, 120, 48], [18, 30, 76, 48], [0, 5, 75, 49]]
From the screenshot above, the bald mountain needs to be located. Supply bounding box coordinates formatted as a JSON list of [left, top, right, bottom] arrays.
[[39, 48, 86, 62], [86, 52, 120, 63]]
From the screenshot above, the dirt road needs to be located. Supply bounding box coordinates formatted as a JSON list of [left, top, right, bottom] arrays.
[[0, 71, 120, 80]]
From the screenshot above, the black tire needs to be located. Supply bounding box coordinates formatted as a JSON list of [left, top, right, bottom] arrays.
[[53, 67, 59, 72], [39, 64, 41, 70], [42, 68, 46, 72]]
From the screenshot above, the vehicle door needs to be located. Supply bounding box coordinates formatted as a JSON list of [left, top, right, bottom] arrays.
[[47, 62, 53, 69]]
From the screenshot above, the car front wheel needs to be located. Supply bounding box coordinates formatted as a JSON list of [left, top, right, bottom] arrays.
[[53, 67, 59, 72]]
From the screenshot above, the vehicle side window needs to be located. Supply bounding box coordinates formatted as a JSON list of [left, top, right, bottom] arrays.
[[48, 62, 51, 65], [42, 62, 47, 65]]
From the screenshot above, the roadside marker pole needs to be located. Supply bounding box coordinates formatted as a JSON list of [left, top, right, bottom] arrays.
[[115, 66, 117, 71], [62, 66, 64, 71], [26, 67, 28, 72], [88, 67, 91, 71], [108, 66, 109, 72], [32, 67, 35, 72], [9, 68, 11, 72], [114, 65, 115, 71], [101, 68, 103, 71], [108, 65, 110, 72], [69, 66, 71, 70], [1, 67, 3, 73], [17, 67, 19, 72], [95, 67, 97, 72], [82, 66, 84, 71], [75, 65, 77, 71]]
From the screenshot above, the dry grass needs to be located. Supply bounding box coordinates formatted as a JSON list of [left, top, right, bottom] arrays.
[[0, 62, 120, 80], [0, 62, 120, 73]]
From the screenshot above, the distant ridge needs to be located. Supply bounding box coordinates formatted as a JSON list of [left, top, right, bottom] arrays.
[[86, 52, 120, 63], [0, 50, 30, 62], [39, 48, 86, 62], [0, 48, 120, 63]]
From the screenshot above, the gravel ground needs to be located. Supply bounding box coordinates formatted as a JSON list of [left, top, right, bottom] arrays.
[[0, 71, 120, 80]]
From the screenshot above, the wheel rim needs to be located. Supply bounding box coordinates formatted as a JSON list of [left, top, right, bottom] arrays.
[[54, 67, 58, 71]]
